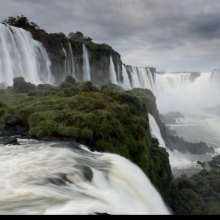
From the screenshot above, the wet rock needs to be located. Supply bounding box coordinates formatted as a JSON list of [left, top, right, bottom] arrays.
[[0, 136, 20, 145], [46, 173, 72, 186], [74, 165, 93, 182], [166, 135, 215, 155]]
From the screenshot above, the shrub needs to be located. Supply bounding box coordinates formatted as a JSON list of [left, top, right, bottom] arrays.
[[13, 77, 36, 94]]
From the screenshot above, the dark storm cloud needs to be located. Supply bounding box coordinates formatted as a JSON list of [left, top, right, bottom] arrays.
[[189, 12, 220, 40], [0, 0, 220, 71]]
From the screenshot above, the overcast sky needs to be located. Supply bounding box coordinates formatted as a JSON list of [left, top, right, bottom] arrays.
[[0, 0, 220, 71]]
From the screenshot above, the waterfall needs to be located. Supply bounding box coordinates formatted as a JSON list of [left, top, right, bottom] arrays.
[[211, 69, 220, 82], [130, 67, 141, 88], [156, 72, 220, 114], [0, 140, 170, 215], [83, 44, 91, 81], [148, 114, 166, 148], [63, 42, 77, 80], [121, 65, 131, 90], [137, 68, 153, 90], [61, 43, 67, 78], [109, 56, 118, 84], [155, 72, 201, 93], [0, 23, 52, 86], [147, 68, 156, 94], [67, 43, 76, 79]]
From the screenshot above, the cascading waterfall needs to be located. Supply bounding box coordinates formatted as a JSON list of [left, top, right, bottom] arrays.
[[148, 114, 166, 148], [130, 67, 141, 88], [137, 68, 154, 91], [62, 43, 77, 80], [153, 71, 220, 177], [156, 71, 220, 114], [148, 113, 202, 177], [155, 72, 201, 93], [0, 23, 52, 86], [109, 56, 118, 84], [118, 66, 156, 93], [0, 140, 170, 215], [67, 43, 76, 79], [83, 44, 91, 81], [147, 68, 156, 94], [211, 69, 220, 81], [61, 43, 68, 78], [120, 65, 131, 90]]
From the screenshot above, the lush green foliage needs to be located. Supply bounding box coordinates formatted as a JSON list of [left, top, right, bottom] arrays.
[[4, 15, 41, 31], [0, 77, 172, 197], [169, 170, 220, 215]]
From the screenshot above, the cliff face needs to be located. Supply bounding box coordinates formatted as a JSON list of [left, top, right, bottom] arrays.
[[31, 30, 123, 86]]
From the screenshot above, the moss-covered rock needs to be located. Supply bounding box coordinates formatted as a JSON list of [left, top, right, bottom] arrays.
[[0, 79, 172, 198]]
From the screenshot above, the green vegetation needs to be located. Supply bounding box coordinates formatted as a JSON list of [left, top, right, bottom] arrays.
[[169, 169, 220, 215], [0, 76, 172, 197]]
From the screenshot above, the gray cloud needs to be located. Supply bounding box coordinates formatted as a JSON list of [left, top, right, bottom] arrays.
[[0, 0, 220, 71]]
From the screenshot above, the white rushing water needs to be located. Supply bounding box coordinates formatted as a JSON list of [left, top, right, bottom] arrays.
[[121, 66, 156, 93], [67, 43, 76, 78], [0, 23, 52, 86], [82, 44, 91, 81], [148, 114, 166, 148], [61, 43, 68, 79], [63, 42, 77, 80], [109, 56, 118, 84], [120, 64, 132, 90], [0, 140, 170, 215]]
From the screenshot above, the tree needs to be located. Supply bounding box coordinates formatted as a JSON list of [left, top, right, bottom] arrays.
[[68, 32, 93, 42], [4, 15, 40, 31]]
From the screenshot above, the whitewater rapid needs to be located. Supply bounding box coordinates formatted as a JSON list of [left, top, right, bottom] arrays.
[[0, 140, 170, 215]]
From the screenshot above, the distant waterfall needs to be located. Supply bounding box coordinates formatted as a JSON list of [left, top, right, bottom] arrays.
[[211, 69, 220, 82], [131, 67, 141, 88], [156, 72, 220, 114], [109, 56, 118, 84], [0, 140, 170, 215], [0, 23, 52, 86], [83, 44, 91, 81]]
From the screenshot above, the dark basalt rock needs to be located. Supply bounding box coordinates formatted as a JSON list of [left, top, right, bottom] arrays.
[[46, 173, 72, 186], [95, 213, 111, 215], [0, 136, 20, 145], [166, 135, 215, 155]]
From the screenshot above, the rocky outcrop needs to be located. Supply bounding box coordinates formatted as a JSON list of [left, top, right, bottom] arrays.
[[165, 134, 215, 155]]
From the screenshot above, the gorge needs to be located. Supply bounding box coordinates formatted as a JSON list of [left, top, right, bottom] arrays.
[[0, 16, 220, 215]]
